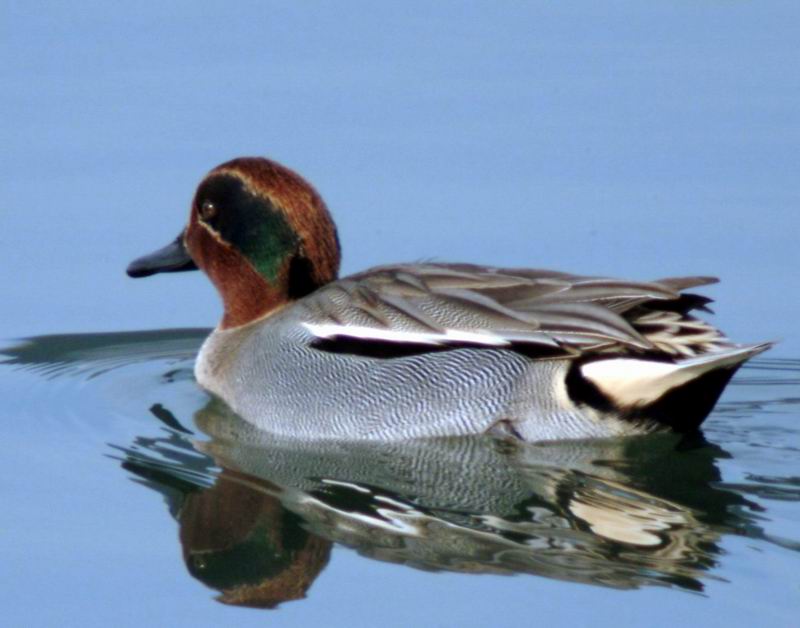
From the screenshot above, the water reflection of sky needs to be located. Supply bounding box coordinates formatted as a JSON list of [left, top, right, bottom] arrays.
[[2, 3, 799, 627]]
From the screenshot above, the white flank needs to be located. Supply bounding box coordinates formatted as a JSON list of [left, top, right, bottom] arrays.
[[302, 323, 510, 346], [580, 344, 770, 407]]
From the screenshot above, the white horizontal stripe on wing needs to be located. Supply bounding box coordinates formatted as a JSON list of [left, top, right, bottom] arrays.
[[302, 323, 510, 346]]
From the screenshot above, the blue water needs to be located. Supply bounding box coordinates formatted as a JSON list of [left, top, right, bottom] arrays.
[[2, 3, 799, 627]]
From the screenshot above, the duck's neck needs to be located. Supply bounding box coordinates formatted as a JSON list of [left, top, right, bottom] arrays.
[[216, 252, 337, 330], [219, 271, 288, 329]]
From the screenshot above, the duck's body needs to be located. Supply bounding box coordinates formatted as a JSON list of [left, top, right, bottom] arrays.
[[128, 157, 769, 442], [197, 310, 579, 441]]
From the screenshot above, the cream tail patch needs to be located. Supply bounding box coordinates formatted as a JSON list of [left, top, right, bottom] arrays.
[[580, 344, 770, 407]]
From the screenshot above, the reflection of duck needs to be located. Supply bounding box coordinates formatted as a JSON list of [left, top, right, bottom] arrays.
[[112, 396, 764, 603], [195, 402, 749, 591], [127, 157, 769, 441]]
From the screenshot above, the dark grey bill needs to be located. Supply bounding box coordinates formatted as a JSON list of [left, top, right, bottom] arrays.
[[126, 233, 198, 278]]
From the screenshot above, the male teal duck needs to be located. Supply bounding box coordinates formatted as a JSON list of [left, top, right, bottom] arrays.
[[127, 157, 769, 442]]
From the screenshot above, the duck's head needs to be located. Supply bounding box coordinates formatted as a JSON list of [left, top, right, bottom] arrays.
[[127, 157, 341, 328]]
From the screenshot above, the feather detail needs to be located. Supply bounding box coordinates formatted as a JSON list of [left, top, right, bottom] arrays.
[[298, 263, 734, 357]]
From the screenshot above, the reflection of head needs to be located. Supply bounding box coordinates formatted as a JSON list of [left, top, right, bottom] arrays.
[[178, 471, 331, 609]]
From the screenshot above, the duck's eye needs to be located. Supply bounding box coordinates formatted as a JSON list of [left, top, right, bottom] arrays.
[[199, 200, 218, 221]]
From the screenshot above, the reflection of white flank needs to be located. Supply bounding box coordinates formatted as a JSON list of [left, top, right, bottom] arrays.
[[580, 344, 770, 407], [303, 323, 510, 346], [320, 478, 372, 493], [374, 494, 416, 509]]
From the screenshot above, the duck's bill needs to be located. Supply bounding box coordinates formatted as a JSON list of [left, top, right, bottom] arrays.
[[126, 233, 198, 278]]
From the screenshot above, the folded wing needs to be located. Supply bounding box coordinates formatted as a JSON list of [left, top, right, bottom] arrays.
[[300, 263, 724, 358]]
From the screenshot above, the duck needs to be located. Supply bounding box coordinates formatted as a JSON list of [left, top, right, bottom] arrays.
[[127, 157, 770, 442]]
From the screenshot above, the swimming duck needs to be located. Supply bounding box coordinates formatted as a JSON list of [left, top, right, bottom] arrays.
[[127, 157, 769, 442]]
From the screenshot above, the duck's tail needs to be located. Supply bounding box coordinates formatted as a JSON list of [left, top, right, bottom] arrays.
[[579, 342, 772, 432]]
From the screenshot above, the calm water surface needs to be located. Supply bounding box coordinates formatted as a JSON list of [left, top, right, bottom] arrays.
[[1, 331, 798, 626]]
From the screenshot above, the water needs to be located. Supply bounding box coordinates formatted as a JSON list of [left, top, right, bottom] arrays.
[[1, 332, 798, 626], [3, 2, 799, 626]]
